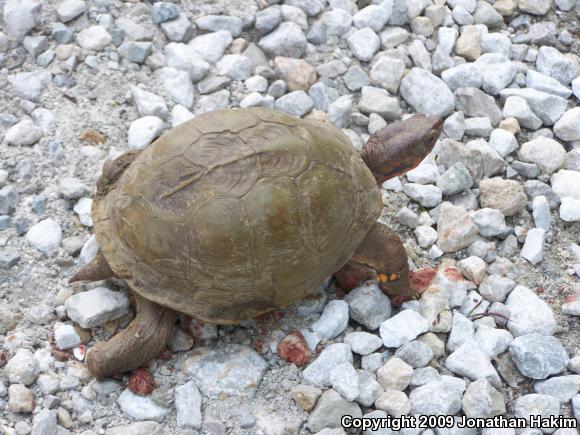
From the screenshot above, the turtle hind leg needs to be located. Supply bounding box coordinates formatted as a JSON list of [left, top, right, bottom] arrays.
[[69, 250, 114, 283], [339, 222, 415, 300], [85, 293, 177, 379]]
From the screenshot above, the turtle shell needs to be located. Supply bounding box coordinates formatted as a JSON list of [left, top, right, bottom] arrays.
[[93, 108, 381, 323]]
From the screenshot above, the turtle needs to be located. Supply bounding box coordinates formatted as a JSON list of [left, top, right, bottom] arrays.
[[71, 107, 443, 379]]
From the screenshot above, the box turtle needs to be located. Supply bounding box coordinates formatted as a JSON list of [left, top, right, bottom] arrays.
[[71, 107, 442, 378]]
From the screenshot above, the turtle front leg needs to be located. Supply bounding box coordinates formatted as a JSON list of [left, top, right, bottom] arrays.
[[85, 293, 176, 379], [336, 222, 415, 301]]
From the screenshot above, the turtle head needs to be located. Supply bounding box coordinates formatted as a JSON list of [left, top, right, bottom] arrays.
[[361, 114, 443, 185]]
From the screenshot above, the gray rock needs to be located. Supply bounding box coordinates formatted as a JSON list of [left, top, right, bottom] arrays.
[[479, 275, 515, 303], [197, 75, 231, 95], [347, 28, 380, 62], [510, 333, 569, 379], [286, 0, 324, 16], [445, 340, 502, 387], [56, 0, 85, 22], [358, 86, 401, 120], [194, 89, 230, 114], [345, 283, 392, 330], [536, 46, 576, 85], [0, 185, 18, 215], [0, 248, 20, 269], [380, 26, 409, 49], [396, 207, 418, 228], [400, 68, 455, 117], [274, 91, 313, 117], [3, 0, 41, 41], [489, 129, 517, 158], [255, 6, 282, 35], [303, 343, 353, 386], [478, 58, 516, 96], [353, 5, 391, 31], [506, 287, 555, 336], [58, 177, 89, 199], [306, 389, 362, 433], [379, 309, 429, 348], [534, 375, 580, 402], [195, 15, 243, 37], [165, 43, 210, 81], [52, 23, 74, 44], [308, 82, 339, 112], [26, 218, 62, 256], [65, 287, 129, 328], [470, 208, 507, 237], [23, 35, 47, 57], [437, 162, 473, 196], [151, 2, 180, 24], [410, 376, 466, 415], [502, 96, 542, 130], [437, 202, 478, 253], [461, 379, 505, 418], [118, 41, 151, 64], [343, 332, 383, 356], [259, 22, 306, 58], [481, 33, 511, 57], [455, 87, 502, 126], [175, 381, 202, 429], [446, 311, 475, 352], [31, 408, 57, 435], [403, 184, 442, 208], [5, 349, 39, 385], [414, 225, 438, 248], [328, 95, 352, 128], [216, 54, 252, 80], [532, 196, 551, 231], [394, 340, 434, 368], [127, 116, 164, 150], [160, 13, 193, 43], [181, 345, 268, 397], [390, 0, 409, 25], [117, 389, 169, 422], [524, 180, 561, 209], [320, 9, 352, 36], [464, 117, 492, 137], [189, 30, 233, 64], [361, 353, 384, 373], [500, 88, 567, 126]]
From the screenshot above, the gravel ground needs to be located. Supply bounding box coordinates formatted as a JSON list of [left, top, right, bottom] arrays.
[[0, 0, 579, 434]]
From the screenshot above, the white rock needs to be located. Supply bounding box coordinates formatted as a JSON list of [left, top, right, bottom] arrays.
[[175, 381, 202, 429], [400, 68, 455, 117], [347, 28, 380, 62], [65, 287, 130, 328], [165, 43, 210, 81], [551, 170, 580, 200], [345, 283, 392, 330], [518, 137, 566, 174], [5, 119, 43, 146], [26, 218, 62, 256], [414, 226, 438, 248], [130, 86, 168, 119], [5, 349, 39, 385], [380, 310, 429, 348], [475, 325, 513, 357], [77, 26, 111, 51], [11, 70, 52, 102], [127, 116, 164, 150], [3, 0, 41, 41], [554, 107, 580, 142], [117, 389, 169, 422], [343, 332, 383, 356], [54, 324, 82, 350], [445, 340, 502, 387], [532, 196, 551, 230], [302, 343, 353, 386], [171, 105, 195, 127], [189, 30, 233, 64], [156, 68, 194, 108], [329, 363, 360, 401], [489, 129, 517, 158], [311, 300, 349, 340], [57, 0, 86, 22], [560, 198, 580, 222], [73, 197, 93, 227], [520, 228, 545, 265], [505, 286, 557, 337], [216, 54, 252, 80]]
